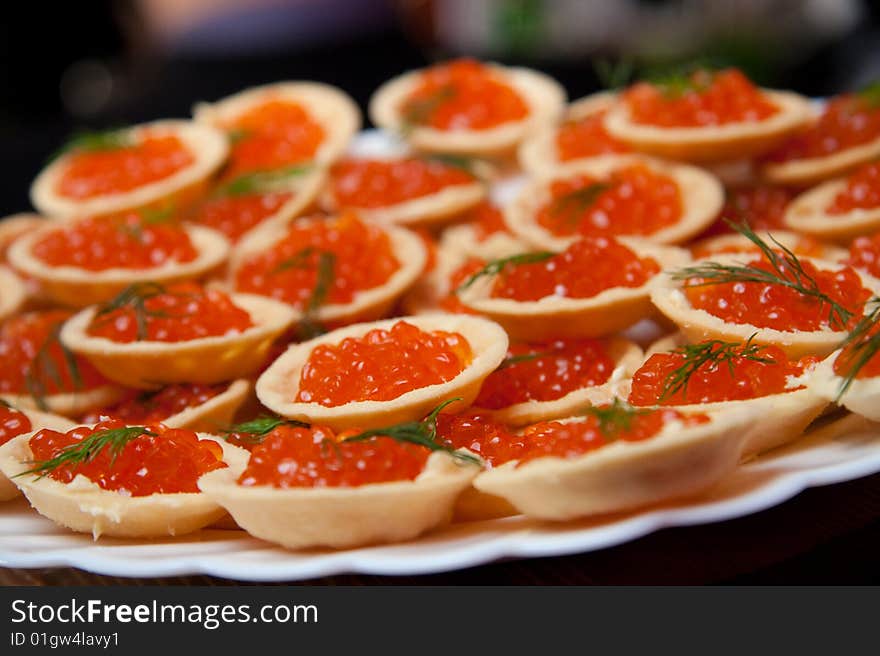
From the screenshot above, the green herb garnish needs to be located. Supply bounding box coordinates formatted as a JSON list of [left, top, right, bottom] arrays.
[[548, 182, 612, 225], [50, 128, 132, 162], [217, 164, 312, 197], [455, 251, 556, 293], [497, 351, 554, 370], [25, 323, 82, 412], [592, 57, 636, 90], [400, 85, 457, 132], [856, 81, 880, 109], [91, 282, 188, 341], [833, 298, 880, 400], [222, 415, 311, 445], [581, 399, 651, 438]]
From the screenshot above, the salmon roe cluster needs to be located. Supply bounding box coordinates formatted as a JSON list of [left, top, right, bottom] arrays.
[[490, 238, 660, 302], [847, 231, 880, 278], [80, 383, 229, 425], [234, 213, 400, 309], [556, 110, 630, 161], [87, 282, 253, 343], [684, 255, 869, 331], [237, 424, 431, 488], [628, 343, 817, 406], [440, 259, 485, 314], [27, 419, 226, 496], [624, 68, 778, 127], [834, 321, 880, 380], [56, 135, 194, 200], [0, 405, 32, 446], [436, 411, 517, 468], [32, 212, 197, 271], [331, 157, 475, 208], [827, 162, 880, 215], [296, 320, 473, 407], [699, 185, 794, 238], [537, 165, 682, 237], [191, 191, 293, 243], [0, 311, 106, 395], [468, 202, 510, 241], [401, 58, 529, 130], [475, 339, 615, 408]]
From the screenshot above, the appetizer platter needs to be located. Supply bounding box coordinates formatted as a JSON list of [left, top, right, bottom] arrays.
[[3, 60, 880, 580]]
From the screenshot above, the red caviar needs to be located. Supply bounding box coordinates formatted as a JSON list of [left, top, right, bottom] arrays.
[[0, 311, 107, 395], [624, 68, 778, 127], [80, 383, 229, 425], [847, 231, 880, 278], [0, 405, 31, 446], [436, 411, 518, 468], [56, 135, 193, 200], [684, 255, 869, 331], [86, 282, 252, 343], [439, 259, 485, 314], [468, 202, 510, 241], [32, 212, 197, 271], [699, 185, 794, 239], [556, 110, 630, 160], [628, 343, 817, 406], [330, 157, 474, 208], [828, 162, 880, 214], [765, 93, 880, 162], [834, 322, 880, 380], [234, 213, 400, 309], [190, 191, 293, 243], [536, 165, 682, 237], [490, 238, 659, 302], [400, 58, 529, 131], [237, 424, 430, 488], [475, 339, 615, 408], [296, 320, 473, 407], [27, 420, 226, 496]]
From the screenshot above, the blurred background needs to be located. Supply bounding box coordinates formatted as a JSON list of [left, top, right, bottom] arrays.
[[1, 0, 878, 212]]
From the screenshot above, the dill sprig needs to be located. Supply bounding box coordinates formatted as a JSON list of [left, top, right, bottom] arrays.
[[642, 60, 720, 99], [856, 81, 880, 109], [217, 164, 311, 197], [222, 415, 311, 445], [49, 128, 132, 162], [497, 351, 554, 370], [548, 182, 612, 225], [300, 251, 336, 340], [658, 334, 777, 401], [581, 399, 651, 438], [16, 426, 156, 479], [92, 282, 188, 341], [120, 206, 177, 241], [671, 221, 856, 331], [342, 398, 480, 465], [400, 84, 457, 131], [834, 298, 880, 400], [592, 57, 636, 90], [227, 128, 251, 145], [25, 323, 83, 411], [455, 251, 556, 294], [421, 153, 478, 176]]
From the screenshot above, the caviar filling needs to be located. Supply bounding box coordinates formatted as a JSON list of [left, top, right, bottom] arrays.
[[556, 110, 630, 161], [190, 190, 294, 243], [847, 232, 880, 278], [698, 185, 793, 239], [0, 404, 32, 446], [80, 383, 230, 425], [828, 162, 880, 215]]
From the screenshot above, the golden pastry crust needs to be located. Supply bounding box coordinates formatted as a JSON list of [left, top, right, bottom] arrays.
[[199, 450, 478, 550], [472, 337, 643, 427], [649, 253, 880, 358], [456, 239, 690, 341], [473, 408, 753, 521], [59, 294, 296, 389], [193, 81, 361, 166], [0, 266, 26, 322], [231, 216, 427, 326], [30, 120, 229, 219], [0, 213, 47, 262], [809, 350, 880, 422], [256, 314, 509, 430], [1, 386, 125, 421], [604, 90, 811, 162], [690, 230, 848, 262], [8, 222, 231, 308], [0, 432, 248, 538], [369, 63, 566, 157], [0, 408, 75, 501], [504, 155, 724, 250], [783, 176, 880, 242], [761, 135, 880, 187]]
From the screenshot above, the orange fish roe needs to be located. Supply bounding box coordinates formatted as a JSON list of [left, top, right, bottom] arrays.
[[490, 238, 659, 302], [624, 68, 778, 128], [435, 411, 518, 468], [56, 135, 194, 200], [0, 311, 107, 395], [330, 157, 475, 208], [698, 185, 794, 239], [222, 100, 325, 178], [556, 110, 630, 161], [237, 423, 430, 488], [190, 191, 294, 243], [31, 212, 197, 271], [295, 320, 473, 407], [440, 259, 485, 314], [536, 165, 682, 237], [86, 282, 252, 343], [400, 58, 529, 131], [28, 419, 226, 496], [684, 255, 869, 332], [234, 213, 400, 309], [468, 202, 510, 241], [80, 383, 229, 425], [475, 339, 615, 408], [628, 343, 817, 406], [847, 231, 880, 278], [828, 162, 880, 215], [0, 405, 32, 446], [834, 321, 880, 380]]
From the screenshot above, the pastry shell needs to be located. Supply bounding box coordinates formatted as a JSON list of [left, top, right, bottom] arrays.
[[604, 89, 811, 162], [650, 253, 880, 358], [0, 213, 47, 262], [783, 176, 880, 242], [8, 222, 231, 308], [60, 294, 297, 389], [193, 82, 361, 166], [505, 155, 724, 250], [473, 407, 754, 521], [0, 266, 26, 322], [30, 120, 229, 219], [809, 349, 880, 422], [369, 62, 566, 157], [1, 386, 125, 421], [0, 407, 75, 501], [456, 239, 691, 341], [472, 337, 643, 427], [761, 135, 880, 187], [198, 450, 478, 550], [440, 221, 529, 262], [690, 229, 848, 262], [0, 431, 249, 538], [256, 314, 509, 430]]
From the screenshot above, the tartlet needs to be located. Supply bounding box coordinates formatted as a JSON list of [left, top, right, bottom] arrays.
[[0, 213, 47, 262], [30, 120, 228, 219], [762, 139, 880, 187], [784, 171, 880, 242], [0, 266, 26, 322], [810, 349, 880, 421], [690, 230, 848, 262], [256, 314, 509, 430], [505, 155, 723, 250], [0, 407, 75, 501]]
